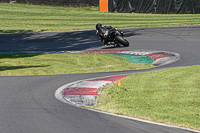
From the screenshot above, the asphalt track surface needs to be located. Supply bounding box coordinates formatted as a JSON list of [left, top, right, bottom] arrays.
[[0, 26, 200, 133]]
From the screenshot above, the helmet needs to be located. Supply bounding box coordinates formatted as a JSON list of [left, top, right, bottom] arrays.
[[96, 23, 102, 29]]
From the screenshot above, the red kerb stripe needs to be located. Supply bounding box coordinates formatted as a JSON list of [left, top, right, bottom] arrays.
[[80, 50, 126, 53], [145, 52, 174, 59], [87, 75, 129, 81]]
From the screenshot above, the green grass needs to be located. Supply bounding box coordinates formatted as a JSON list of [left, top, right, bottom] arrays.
[[0, 3, 200, 33], [0, 53, 153, 76], [91, 66, 200, 130], [1, 3, 200, 131]]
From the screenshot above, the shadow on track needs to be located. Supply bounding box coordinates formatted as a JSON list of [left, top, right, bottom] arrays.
[[0, 30, 101, 51], [0, 29, 138, 52]]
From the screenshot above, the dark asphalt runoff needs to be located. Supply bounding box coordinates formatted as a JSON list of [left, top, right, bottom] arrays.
[[0, 26, 200, 133]]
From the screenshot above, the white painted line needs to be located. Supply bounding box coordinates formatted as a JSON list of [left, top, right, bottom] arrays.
[[55, 74, 200, 133], [54, 50, 195, 132], [64, 95, 96, 106], [55, 74, 128, 105], [81, 106, 200, 133]]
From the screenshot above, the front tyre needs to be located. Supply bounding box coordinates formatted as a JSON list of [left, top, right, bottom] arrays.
[[115, 36, 129, 47]]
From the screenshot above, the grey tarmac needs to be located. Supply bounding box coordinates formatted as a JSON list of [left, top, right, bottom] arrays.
[[0, 26, 200, 133]]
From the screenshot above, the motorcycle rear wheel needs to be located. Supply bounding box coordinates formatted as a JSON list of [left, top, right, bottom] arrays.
[[115, 36, 129, 47]]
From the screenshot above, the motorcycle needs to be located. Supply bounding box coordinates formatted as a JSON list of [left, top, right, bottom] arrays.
[[96, 23, 129, 47]]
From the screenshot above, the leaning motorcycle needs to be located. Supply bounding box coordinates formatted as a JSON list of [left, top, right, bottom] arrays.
[[96, 23, 129, 47]]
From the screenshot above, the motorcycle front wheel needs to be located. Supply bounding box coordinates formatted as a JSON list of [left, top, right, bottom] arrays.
[[115, 36, 129, 47]]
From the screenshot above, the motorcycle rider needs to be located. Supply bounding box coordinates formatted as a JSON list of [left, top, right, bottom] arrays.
[[96, 23, 113, 46], [96, 23, 129, 47]]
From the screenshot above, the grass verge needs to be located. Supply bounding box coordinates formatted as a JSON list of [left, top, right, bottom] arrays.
[[90, 66, 200, 131], [0, 3, 200, 33], [0, 53, 153, 76], [1, 3, 199, 131]]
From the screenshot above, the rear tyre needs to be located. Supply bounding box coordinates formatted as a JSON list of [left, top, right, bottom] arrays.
[[115, 36, 129, 47]]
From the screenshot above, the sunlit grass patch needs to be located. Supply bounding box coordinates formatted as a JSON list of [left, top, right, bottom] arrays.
[[0, 3, 200, 33], [0, 53, 153, 76], [91, 66, 200, 130]]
